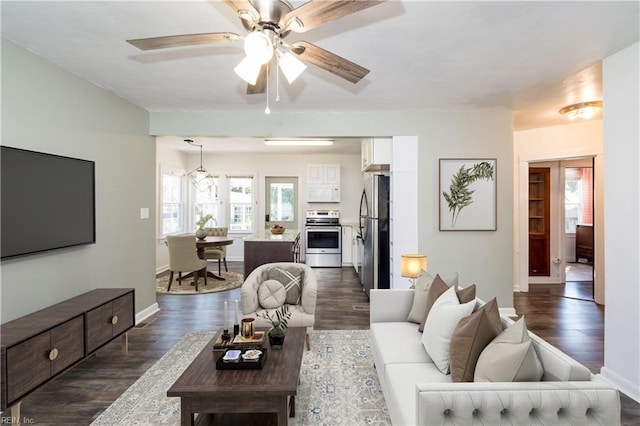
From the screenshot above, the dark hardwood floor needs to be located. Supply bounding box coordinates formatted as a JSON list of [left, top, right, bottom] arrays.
[[4, 262, 638, 425]]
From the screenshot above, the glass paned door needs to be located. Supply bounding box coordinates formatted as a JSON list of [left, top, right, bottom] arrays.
[[265, 177, 298, 231]]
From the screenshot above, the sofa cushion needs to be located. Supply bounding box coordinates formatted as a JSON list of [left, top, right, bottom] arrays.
[[449, 297, 502, 382], [422, 286, 476, 374], [384, 363, 452, 426], [406, 271, 435, 323], [417, 273, 459, 332], [257, 279, 286, 309], [475, 316, 544, 382], [267, 266, 303, 305], [370, 322, 432, 380]]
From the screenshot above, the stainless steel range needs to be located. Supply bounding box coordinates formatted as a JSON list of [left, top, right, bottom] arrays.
[[305, 210, 341, 267]]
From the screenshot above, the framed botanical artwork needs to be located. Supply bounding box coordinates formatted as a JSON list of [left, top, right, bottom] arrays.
[[439, 158, 497, 231]]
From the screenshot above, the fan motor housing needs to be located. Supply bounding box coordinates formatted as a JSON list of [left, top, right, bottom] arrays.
[[243, 0, 294, 34]]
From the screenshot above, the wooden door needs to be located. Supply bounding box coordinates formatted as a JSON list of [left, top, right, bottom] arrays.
[[529, 168, 550, 276]]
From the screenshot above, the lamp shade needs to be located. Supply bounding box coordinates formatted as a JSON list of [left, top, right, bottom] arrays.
[[277, 49, 307, 83], [401, 254, 427, 278], [234, 56, 262, 85]]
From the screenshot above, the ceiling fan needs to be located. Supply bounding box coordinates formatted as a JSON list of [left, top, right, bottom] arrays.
[[126, 0, 386, 95]]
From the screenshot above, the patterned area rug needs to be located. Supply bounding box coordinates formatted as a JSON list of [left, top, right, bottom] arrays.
[[91, 330, 389, 425], [156, 271, 243, 295]]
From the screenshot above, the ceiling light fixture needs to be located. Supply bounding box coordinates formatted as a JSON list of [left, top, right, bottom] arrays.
[[264, 140, 334, 146], [276, 49, 307, 83], [559, 101, 603, 120], [185, 139, 215, 192]]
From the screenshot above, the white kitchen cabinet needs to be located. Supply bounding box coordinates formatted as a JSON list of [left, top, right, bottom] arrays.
[[341, 225, 352, 265], [361, 138, 392, 172], [307, 164, 340, 184]]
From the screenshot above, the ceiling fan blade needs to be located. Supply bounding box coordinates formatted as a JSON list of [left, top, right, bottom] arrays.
[[284, 0, 386, 33], [247, 64, 268, 94], [291, 41, 369, 84], [126, 33, 241, 51], [223, 0, 260, 23]]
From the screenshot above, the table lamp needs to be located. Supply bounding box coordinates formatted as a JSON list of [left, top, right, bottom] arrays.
[[401, 254, 428, 288]]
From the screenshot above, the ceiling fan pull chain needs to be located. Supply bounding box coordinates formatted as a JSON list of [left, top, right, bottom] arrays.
[[276, 57, 281, 103], [265, 62, 271, 115]]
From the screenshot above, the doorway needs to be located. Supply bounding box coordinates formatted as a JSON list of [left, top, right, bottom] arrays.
[[563, 160, 594, 300], [265, 177, 298, 231]]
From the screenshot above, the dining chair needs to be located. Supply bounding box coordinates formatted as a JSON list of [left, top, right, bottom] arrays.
[[203, 227, 229, 275], [166, 234, 208, 291]]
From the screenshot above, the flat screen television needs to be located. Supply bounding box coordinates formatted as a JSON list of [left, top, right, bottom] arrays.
[[1, 146, 96, 259]]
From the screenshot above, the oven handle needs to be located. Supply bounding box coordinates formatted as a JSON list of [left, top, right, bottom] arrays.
[[305, 226, 342, 232]]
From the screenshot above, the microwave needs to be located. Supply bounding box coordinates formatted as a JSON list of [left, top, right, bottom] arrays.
[[307, 183, 340, 203]]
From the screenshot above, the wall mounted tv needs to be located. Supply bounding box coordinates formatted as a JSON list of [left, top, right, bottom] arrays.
[[1, 146, 96, 260]]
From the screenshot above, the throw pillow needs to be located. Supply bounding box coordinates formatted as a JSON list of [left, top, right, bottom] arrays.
[[449, 298, 502, 382], [257, 279, 287, 309], [267, 266, 303, 305], [406, 271, 434, 323], [417, 273, 459, 331], [474, 316, 544, 382], [421, 286, 476, 374], [456, 284, 476, 304]]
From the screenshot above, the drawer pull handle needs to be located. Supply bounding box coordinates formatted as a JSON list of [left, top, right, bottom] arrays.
[[111, 315, 119, 325], [49, 348, 59, 361]]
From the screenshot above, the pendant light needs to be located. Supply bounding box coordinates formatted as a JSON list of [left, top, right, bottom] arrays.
[[185, 139, 215, 192]]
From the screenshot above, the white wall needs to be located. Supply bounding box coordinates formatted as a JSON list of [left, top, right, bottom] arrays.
[[155, 150, 362, 271], [1, 39, 156, 322], [150, 108, 515, 309], [601, 42, 640, 402], [514, 120, 604, 301]]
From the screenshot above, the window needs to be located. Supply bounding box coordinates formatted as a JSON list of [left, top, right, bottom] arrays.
[[161, 167, 186, 235], [270, 183, 294, 221], [565, 167, 592, 233], [194, 178, 219, 227], [229, 177, 254, 232]]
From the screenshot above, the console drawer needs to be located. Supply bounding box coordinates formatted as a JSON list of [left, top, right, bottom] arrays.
[[85, 292, 134, 353]]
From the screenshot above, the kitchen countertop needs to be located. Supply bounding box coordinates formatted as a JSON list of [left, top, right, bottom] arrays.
[[243, 229, 300, 242]]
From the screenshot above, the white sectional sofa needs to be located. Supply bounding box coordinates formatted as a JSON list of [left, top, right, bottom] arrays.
[[370, 289, 621, 426]]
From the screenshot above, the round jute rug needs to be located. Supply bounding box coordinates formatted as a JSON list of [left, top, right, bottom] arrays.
[[156, 271, 243, 295]]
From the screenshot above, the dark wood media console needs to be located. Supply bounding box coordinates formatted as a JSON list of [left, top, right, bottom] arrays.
[[0, 288, 135, 419]]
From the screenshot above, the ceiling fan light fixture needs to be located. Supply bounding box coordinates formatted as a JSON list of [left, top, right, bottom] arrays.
[[234, 55, 262, 85], [276, 49, 307, 83], [264, 139, 333, 146], [559, 101, 603, 120], [244, 31, 273, 64]]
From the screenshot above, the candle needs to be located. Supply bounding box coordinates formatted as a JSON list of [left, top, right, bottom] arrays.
[[234, 300, 239, 324], [223, 301, 228, 330]]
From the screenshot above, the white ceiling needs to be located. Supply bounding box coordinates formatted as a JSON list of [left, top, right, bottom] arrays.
[[2, 1, 639, 153]]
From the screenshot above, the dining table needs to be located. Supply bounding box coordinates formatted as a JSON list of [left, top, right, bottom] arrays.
[[179, 235, 234, 281]]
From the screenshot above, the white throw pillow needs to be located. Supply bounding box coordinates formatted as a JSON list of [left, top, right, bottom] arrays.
[[257, 279, 287, 309], [421, 286, 475, 374]]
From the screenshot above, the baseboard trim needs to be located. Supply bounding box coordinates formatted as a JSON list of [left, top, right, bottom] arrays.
[[156, 265, 169, 275], [499, 307, 517, 317], [136, 303, 160, 325], [600, 366, 640, 402]]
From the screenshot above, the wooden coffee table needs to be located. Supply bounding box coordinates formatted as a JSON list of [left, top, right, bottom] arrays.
[[167, 327, 306, 426]]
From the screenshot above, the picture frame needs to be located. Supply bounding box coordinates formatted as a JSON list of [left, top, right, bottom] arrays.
[[439, 158, 497, 231]]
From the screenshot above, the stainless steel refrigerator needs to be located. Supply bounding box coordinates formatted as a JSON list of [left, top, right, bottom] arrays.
[[358, 174, 390, 297]]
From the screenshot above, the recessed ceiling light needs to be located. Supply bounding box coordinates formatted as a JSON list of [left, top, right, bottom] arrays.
[[264, 140, 334, 146]]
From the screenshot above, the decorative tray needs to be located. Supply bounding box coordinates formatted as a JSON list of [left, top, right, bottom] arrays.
[[215, 347, 268, 370], [213, 331, 266, 350]]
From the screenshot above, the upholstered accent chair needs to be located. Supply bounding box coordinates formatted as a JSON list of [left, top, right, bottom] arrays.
[[241, 262, 317, 350], [203, 227, 228, 275], [166, 234, 208, 291]]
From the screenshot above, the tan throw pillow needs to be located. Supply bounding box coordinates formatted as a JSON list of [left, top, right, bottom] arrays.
[[450, 298, 502, 382], [406, 271, 434, 323], [421, 286, 476, 374], [417, 273, 459, 331], [267, 266, 303, 305], [474, 316, 544, 382], [456, 284, 476, 304], [257, 279, 286, 309]]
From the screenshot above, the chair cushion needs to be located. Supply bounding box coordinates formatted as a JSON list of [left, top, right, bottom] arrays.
[[421, 286, 476, 374], [474, 317, 544, 382], [449, 297, 502, 382], [267, 266, 303, 305], [257, 279, 286, 309]]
